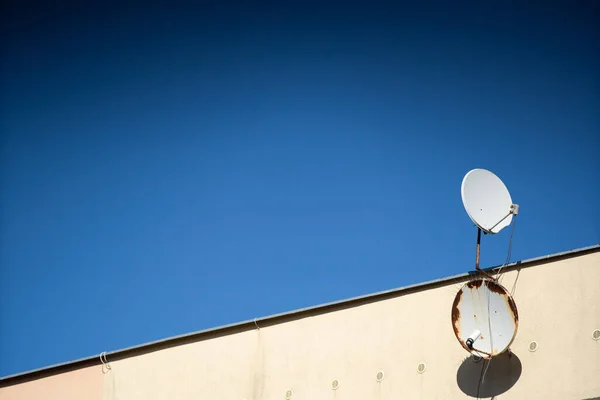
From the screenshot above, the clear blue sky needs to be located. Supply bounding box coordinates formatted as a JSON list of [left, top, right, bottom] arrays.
[[1, 2, 598, 377]]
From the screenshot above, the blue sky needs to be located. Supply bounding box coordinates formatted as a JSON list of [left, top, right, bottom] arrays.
[[1, 2, 598, 377]]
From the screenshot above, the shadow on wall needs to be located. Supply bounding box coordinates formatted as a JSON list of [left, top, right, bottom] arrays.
[[456, 351, 522, 398]]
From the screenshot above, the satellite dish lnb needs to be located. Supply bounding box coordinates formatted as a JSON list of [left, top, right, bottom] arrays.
[[461, 169, 518, 234]]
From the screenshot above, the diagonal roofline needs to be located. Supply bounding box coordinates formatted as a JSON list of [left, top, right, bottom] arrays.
[[1, 243, 599, 386]]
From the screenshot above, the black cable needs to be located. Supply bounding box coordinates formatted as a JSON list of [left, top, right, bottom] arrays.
[[496, 214, 518, 280]]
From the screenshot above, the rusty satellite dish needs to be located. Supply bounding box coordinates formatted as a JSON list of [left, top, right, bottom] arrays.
[[461, 169, 516, 234], [452, 278, 518, 359]]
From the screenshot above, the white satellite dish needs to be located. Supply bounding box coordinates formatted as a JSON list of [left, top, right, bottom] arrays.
[[451, 278, 519, 359], [461, 169, 516, 234]]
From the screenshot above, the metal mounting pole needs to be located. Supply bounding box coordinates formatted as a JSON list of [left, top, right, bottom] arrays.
[[475, 227, 495, 280], [476, 228, 481, 271]]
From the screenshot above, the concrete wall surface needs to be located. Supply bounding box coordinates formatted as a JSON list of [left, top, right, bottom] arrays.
[[2, 251, 599, 400], [101, 251, 600, 400], [0, 366, 102, 400]]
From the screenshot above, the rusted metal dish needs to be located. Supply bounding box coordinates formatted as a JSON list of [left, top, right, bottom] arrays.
[[451, 278, 519, 359]]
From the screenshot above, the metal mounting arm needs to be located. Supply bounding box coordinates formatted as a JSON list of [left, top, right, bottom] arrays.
[[488, 203, 519, 232]]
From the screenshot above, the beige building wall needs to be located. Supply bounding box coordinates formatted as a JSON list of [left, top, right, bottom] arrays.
[[102, 251, 599, 400], [0, 366, 102, 400], [2, 250, 599, 399]]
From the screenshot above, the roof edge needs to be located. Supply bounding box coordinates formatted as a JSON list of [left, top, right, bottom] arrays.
[[2, 243, 599, 386]]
